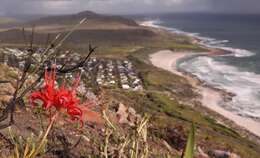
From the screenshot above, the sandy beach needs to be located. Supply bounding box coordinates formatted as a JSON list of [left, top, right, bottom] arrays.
[[150, 50, 260, 138]]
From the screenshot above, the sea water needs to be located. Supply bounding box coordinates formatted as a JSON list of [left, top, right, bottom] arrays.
[[136, 13, 260, 121]]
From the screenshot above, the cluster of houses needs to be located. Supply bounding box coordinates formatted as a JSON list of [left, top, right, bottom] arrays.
[[96, 59, 117, 87], [0, 48, 25, 69], [0, 48, 144, 91], [117, 60, 143, 91], [79, 57, 143, 91]]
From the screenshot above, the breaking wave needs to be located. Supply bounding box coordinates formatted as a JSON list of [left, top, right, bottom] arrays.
[[142, 19, 260, 120], [141, 20, 255, 57], [179, 56, 260, 119]]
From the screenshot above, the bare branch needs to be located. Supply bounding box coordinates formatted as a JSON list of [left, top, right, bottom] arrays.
[[22, 27, 28, 46], [58, 45, 97, 73], [30, 26, 35, 50]]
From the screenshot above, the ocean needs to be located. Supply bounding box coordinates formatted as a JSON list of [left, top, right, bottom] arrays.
[[135, 13, 260, 121]]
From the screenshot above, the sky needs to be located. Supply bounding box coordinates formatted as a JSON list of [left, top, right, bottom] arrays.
[[1, 0, 260, 15]]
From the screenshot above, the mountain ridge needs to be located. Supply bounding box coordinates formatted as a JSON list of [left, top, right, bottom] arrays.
[[27, 10, 138, 27]]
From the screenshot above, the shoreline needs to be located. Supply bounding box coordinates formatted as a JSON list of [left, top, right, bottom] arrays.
[[149, 50, 260, 140]]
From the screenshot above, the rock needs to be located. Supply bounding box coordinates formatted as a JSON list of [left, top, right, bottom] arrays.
[[0, 82, 14, 95], [0, 95, 12, 104], [116, 103, 141, 126], [128, 107, 136, 115], [197, 147, 209, 158], [127, 107, 137, 126], [0, 82, 15, 103], [208, 150, 241, 158], [116, 103, 129, 124], [209, 150, 229, 158], [230, 153, 241, 158], [164, 126, 186, 151], [81, 135, 90, 142]]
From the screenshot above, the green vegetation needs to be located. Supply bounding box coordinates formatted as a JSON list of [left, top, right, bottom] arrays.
[[182, 124, 195, 158], [100, 50, 260, 157], [8, 127, 48, 158]]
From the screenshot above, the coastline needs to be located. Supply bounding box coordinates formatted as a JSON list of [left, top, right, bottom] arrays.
[[149, 50, 260, 139]]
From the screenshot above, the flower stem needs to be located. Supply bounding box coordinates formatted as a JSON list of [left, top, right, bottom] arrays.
[[31, 112, 59, 158]]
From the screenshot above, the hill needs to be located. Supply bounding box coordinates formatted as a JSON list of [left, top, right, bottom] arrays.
[[0, 10, 205, 56], [0, 17, 17, 24], [25, 11, 138, 30], [0, 17, 18, 27], [0, 10, 162, 48]]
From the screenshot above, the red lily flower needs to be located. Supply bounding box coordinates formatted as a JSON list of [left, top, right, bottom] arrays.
[[30, 66, 84, 127]]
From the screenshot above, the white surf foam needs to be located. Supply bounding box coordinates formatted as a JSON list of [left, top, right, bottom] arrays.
[[179, 56, 260, 119], [220, 47, 255, 57], [140, 20, 255, 58], [195, 36, 255, 57], [142, 19, 260, 120], [140, 19, 162, 28]]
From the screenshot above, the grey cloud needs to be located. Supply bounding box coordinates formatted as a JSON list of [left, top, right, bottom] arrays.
[[0, 0, 260, 15], [210, 0, 260, 14]]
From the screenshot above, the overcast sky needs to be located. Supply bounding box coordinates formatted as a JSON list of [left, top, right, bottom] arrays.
[[1, 0, 260, 15]]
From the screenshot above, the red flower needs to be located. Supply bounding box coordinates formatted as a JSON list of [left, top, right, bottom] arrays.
[[30, 66, 84, 127]]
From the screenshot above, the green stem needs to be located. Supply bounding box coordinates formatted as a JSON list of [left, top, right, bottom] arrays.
[[31, 112, 59, 158]]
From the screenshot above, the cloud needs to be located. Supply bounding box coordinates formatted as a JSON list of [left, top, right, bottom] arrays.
[[0, 0, 260, 15], [209, 0, 260, 14]]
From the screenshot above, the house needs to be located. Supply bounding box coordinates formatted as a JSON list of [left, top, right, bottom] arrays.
[[122, 84, 130, 90]]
